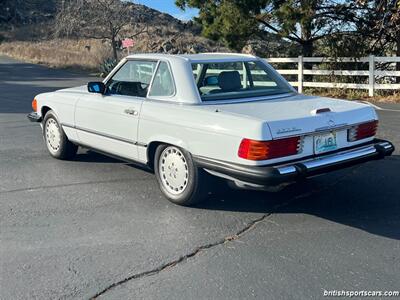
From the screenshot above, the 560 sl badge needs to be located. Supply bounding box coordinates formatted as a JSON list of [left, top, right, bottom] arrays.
[[276, 127, 302, 134]]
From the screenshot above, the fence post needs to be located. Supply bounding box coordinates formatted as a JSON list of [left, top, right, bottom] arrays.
[[298, 56, 303, 93], [368, 55, 375, 97]]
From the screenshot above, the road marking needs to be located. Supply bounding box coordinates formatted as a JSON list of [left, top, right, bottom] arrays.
[[361, 101, 400, 112], [361, 101, 383, 110]]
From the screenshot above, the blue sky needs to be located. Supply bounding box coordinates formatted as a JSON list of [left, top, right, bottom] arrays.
[[135, 0, 199, 20]]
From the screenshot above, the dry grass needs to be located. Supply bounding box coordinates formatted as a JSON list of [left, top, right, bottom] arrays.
[[0, 33, 226, 74], [1, 38, 398, 103], [0, 39, 111, 72], [304, 88, 400, 103]]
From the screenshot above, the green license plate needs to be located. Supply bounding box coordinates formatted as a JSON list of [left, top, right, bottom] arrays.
[[314, 132, 337, 154]]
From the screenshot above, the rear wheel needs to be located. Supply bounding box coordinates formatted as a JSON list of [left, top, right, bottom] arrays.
[[43, 110, 78, 160], [154, 145, 210, 206]]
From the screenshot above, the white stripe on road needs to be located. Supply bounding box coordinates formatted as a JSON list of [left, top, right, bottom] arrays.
[[361, 101, 400, 112]]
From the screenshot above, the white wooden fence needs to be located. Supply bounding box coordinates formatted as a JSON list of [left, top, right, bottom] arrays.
[[265, 56, 400, 96]]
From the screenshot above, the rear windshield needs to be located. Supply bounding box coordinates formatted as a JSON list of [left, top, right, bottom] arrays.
[[192, 60, 293, 101]]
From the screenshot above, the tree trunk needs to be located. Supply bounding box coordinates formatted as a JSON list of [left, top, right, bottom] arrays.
[[302, 40, 314, 57], [111, 35, 118, 61], [302, 41, 314, 81], [396, 34, 400, 83]]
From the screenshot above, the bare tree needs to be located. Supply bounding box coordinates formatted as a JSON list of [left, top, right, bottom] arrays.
[[55, 0, 144, 60]]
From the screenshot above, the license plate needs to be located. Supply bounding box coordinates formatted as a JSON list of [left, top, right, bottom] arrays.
[[314, 132, 337, 154]]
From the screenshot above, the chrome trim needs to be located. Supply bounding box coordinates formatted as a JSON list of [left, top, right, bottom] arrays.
[[276, 127, 302, 135], [61, 123, 147, 147], [146, 60, 161, 98], [147, 59, 177, 99], [136, 141, 148, 147], [302, 145, 377, 169], [297, 136, 305, 153], [380, 142, 392, 150], [312, 108, 331, 114], [61, 123, 74, 129], [199, 92, 296, 105], [124, 108, 139, 116], [277, 141, 393, 173], [277, 166, 297, 175], [314, 123, 348, 132], [275, 119, 378, 140]]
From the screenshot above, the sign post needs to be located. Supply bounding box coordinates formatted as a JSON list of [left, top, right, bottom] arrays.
[[122, 38, 135, 55]]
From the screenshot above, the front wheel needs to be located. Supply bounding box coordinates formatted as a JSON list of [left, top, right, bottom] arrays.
[[43, 110, 78, 160], [154, 145, 210, 206]]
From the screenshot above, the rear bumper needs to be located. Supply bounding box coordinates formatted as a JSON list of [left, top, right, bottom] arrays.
[[27, 112, 42, 122], [194, 139, 395, 186]]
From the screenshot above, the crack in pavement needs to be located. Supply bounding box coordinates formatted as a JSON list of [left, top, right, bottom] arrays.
[[90, 167, 360, 299], [90, 211, 276, 300], [0, 177, 153, 195]]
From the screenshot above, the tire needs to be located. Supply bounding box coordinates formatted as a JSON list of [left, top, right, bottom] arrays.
[[43, 110, 78, 160], [154, 144, 210, 206]]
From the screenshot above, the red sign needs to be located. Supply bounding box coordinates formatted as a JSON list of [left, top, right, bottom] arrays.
[[122, 38, 134, 48]]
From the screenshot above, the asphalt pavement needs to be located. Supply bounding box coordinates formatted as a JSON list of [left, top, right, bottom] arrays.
[[0, 56, 399, 299]]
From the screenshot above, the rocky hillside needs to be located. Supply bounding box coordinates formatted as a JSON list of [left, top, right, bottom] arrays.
[[0, 0, 57, 28], [1, 0, 226, 54], [132, 3, 198, 32], [0, 0, 198, 37], [1, 1, 187, 29], [0, 0, 230, 74]]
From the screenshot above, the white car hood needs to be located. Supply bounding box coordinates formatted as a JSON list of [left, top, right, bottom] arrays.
[[56, 85, 88, 94]]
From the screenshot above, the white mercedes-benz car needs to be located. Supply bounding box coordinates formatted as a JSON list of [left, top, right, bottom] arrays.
[[28, 53, 394, 205]]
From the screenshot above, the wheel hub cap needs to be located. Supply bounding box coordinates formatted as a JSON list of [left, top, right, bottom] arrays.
[[159, 147, 189, 195], [45, 118, 61, 152]]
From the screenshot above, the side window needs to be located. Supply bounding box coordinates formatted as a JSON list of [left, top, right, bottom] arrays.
[[246, 61, 277, 88], [107, 60, 157, 97], [149, 62, 175, 97]]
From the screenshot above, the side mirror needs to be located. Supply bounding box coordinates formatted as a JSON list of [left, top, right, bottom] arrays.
[[87, 81, 106, 94], [204, 76, 219, 86]]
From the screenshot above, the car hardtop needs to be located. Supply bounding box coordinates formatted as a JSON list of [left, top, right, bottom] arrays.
[[105, 53, 294, 105], [125, 52, 259, 63]]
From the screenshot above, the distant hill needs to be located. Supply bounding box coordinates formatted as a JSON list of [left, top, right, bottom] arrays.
[[0, 0, 292, 57], [0, 0, 198, 34], [1, 0, 218, 52], [0, 0, 57, 27], [0, 0, 228, 72]]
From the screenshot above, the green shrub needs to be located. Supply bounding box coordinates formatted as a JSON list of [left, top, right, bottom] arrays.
[[99, 58, 117, 77]]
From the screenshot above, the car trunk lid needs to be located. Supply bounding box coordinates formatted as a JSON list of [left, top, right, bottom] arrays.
[[205, 94, 376, 139]]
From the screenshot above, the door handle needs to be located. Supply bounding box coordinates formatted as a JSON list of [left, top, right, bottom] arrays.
[[124, 108, 138, 116]]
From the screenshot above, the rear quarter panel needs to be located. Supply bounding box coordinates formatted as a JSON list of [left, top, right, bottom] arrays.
[[138, 101, 270, 165]]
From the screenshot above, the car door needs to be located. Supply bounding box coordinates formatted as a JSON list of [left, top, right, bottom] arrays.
[[74, 59, 158, 161]]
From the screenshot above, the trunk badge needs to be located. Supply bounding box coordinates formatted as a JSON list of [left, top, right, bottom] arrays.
[[276, 127, 302, 134], [328, 119, 335, 127]]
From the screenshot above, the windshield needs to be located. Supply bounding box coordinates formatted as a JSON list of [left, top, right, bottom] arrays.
[[192, 60, 293, 101]]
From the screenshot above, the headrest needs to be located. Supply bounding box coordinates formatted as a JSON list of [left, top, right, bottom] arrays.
[[218, 71, 242, 92]]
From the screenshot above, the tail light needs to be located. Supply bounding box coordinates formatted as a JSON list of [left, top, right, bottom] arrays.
[[238, 136, 302, 160], [32, 98, 37, 112], [347, 120, 378, 142]]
